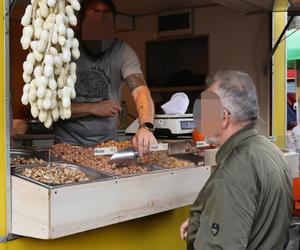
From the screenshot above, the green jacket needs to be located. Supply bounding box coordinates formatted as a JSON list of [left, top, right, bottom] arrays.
[[187, 126, 293, 250]]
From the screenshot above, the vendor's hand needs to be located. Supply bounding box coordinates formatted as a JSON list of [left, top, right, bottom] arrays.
[[180, 218, 189, 240], [90, 100, 121, 117], [133, 127, 157, 157]]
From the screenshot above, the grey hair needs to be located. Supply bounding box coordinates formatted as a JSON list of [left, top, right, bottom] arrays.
[[211, 71, 259, 124]]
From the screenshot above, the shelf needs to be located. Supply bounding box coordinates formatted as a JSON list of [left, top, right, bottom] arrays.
[[13, 133, 55, 141], [149, 86, 205, 93]]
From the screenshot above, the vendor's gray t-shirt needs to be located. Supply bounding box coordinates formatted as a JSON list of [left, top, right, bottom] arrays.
[[54, 39, 142, 145]]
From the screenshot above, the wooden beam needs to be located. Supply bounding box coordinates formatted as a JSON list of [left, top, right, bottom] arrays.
[[210, 0, 261, 13], [242, 0, 274, 11], [291, 0, 300, 4]]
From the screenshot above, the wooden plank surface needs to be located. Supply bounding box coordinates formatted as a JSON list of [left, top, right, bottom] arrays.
[[12, 176, 50, 239], [49, 167, 211, 239], [204, 148, 218, 166]]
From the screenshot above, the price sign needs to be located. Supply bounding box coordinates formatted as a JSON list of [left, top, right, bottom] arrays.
[[150, 143, 169, 152], [94, 147, 118, 156], [196, 141, 209, 148]]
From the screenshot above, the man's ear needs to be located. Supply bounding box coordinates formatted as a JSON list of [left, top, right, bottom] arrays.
[[221, 108, 230, 129]]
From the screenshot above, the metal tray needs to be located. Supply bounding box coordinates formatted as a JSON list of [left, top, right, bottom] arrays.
[[35, 148, 59, 162], [45, 147, 158, 177], [171, 153, 204, 166], [281, 149, 292, 154], [144, 153, 202, 170], [41, 145, 170, 177], [12, 162, 113, 189], [10, 148, 36, 159], [69, 160, 162, 178], [109, 163, 164, 178], [35, 147, 76, 164], [38, 151, 119, 177], [10, 148, 47, 167]]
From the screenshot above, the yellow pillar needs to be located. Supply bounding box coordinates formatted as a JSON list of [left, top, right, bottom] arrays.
[[0, 0, 7, 238], [273, 0, 288, 148]]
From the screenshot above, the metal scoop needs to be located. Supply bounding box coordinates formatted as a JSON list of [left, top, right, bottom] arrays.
[[108, 143, 169, 164], [108, 147, 139, 164]]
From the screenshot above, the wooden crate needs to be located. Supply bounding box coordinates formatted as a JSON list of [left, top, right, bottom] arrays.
[[12, 166, 211, 239]]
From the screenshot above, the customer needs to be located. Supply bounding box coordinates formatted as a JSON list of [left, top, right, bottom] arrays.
[[180, 71, 293, 250]]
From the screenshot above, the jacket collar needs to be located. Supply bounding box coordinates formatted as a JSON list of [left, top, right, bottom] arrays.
[[216, 125, 258, 165]]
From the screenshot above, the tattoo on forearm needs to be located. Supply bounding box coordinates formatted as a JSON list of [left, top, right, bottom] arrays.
[[125, 73, 146, 92], [138, 105, 144, 112], [138, 105, 146, 123]]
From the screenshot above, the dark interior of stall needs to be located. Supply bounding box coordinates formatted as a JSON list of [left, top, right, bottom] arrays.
[[9, 1, 210, 144]]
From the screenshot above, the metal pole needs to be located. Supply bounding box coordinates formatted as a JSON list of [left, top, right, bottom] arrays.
[[5, 0, 11, 236]]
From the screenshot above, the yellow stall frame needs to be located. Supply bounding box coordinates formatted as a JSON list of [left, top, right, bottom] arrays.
[[0, 0, 289, 249], [273, 0, 289, 148], [0, 0, 8, 240]]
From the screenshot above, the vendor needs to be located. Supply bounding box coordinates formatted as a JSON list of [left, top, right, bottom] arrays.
[[54, 0, 157, 156]]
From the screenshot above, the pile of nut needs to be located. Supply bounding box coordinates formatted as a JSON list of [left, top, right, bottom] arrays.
[[95, 140, 132, 151], [110, 163, 148, 176], [51, 143, 149, 175], [20, 163, 89, 184], [51, 143, 92, 163], [11, 156, 45, 166], [184, 142, 216, 156], [139, 152, 193, 169]]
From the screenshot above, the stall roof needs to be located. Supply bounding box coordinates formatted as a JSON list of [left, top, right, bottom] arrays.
[[287, 29, 300, 62], [207, 0, 274, 13], [114, 0, 214, 16], [287, 29, 300, 69], [115, 0, 274, 15], [13, 0, 275, 16]]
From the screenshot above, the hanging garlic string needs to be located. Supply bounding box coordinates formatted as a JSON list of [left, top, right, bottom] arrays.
[[20, 0, 81, 128]]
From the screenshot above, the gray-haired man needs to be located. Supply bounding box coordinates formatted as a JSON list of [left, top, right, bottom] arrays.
[[180, 71, 293, 249]]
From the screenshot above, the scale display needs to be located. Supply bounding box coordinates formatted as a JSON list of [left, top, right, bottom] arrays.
[[180, 120, 195, 130]]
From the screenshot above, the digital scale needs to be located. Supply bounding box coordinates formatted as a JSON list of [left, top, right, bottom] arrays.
[[125, 114, 195, 138]]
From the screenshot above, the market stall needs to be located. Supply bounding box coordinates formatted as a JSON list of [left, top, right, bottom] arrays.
[[0, 0, 297, 249]]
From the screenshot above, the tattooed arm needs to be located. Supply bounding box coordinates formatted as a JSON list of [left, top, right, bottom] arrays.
[[125, 73, 154, 125], [125, 73, 157, 155]]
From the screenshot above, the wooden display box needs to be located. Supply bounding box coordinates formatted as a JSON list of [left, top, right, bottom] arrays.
[[12, 166, 212, 239]]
